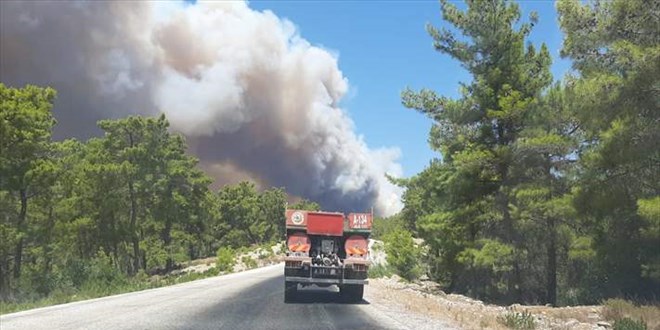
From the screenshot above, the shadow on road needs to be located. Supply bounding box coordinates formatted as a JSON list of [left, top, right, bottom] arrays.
[[187, 275, 379, 329], [286, 286, 370, 305]]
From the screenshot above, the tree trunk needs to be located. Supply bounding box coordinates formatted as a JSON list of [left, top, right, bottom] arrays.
[[546, 217, 557, 306], [545, 161, 557, 306], [162, 218, 173, 272], [497, 161, 521, 302], [188, 243, 195, 261], [42, 205, 55, 277], [245, 226, 257, 245], [0, 255, 10, 299], [129, 180, 141, 275], [141, 246, 147, 272], [14, 188, 28, 279]]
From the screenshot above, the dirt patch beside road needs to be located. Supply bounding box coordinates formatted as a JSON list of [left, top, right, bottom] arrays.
[[366, 275, 611, 330]]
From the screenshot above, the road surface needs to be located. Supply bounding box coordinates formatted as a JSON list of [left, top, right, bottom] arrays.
[[0, 264, 403, 330]]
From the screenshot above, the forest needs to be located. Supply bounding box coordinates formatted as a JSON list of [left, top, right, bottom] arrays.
[[0, 96, 322, 303], [391, 0, 659, 306], [1, 0, 658, 309]]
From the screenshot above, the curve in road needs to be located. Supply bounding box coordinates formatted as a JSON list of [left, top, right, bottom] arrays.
[[0, 264, 396, 330]]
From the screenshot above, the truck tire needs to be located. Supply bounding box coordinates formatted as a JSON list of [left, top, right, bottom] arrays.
[[340, 284, 364, 302], [284, 281, 296, 302]]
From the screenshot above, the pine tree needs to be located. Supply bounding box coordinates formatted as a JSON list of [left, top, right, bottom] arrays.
[[401, 0, 555, 302], [0, 84, 56, 297], [558, 0, 660, 299]]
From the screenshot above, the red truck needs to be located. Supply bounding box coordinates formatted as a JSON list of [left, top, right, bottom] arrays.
[[283, 209, 372, 302]]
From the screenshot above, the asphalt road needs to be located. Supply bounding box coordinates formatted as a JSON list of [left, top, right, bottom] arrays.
[[0, 264, 396, 330]]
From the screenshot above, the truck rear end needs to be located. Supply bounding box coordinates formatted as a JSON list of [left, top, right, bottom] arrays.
[[283, 209, 371, 302]]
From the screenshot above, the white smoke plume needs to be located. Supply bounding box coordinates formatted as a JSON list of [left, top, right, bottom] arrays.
[[0, 1, 403, 216]]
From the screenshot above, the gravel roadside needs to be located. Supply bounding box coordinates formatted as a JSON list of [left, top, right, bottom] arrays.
[[363, 280, 459, 330], [364, 275, 610, 330]]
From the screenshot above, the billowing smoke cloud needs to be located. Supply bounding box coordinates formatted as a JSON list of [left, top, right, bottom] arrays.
[[0, 1, 403, 216]]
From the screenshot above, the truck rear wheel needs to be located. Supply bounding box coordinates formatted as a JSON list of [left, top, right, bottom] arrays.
[[340, 284, 363, 302], [284, 281, 296, 302]]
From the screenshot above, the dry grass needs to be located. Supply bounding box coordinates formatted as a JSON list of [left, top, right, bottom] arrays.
[[524, 305, 600, 323], [602, 299, 660, 330], [366, 277, 651, 330], [185, 257, 216, 267], [367, 278, 511, 329]]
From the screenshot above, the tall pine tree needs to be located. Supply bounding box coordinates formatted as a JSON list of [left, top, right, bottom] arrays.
[[558, 0, 660, 299], [401, 0, 555, 303]]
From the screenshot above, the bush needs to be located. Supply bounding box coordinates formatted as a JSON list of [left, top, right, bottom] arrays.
[[604, 299, 637, 321], [87, 249, 124, 286], [371, 241, 383, 252], [497, 311, 536, 330], [2, 251, 228, 315], [368, 264, 394, 278], [204, 267, 220, 276], [613, 318, 648, 330], [372, 215, 405, 239], [241, 256, 257, 269], [258, 248, 273, 260], [216, 247, 235, 272], [603, 299, 657, 330], [383, 228, 422, 281]]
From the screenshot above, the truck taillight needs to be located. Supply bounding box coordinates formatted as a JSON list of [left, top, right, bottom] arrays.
[[345, 235, 368, 258], [287, 232, 310, 254]]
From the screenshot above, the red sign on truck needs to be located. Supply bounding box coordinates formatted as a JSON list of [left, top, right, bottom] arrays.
[[347, 213, 372, 230], [306, 212, 344, 236]]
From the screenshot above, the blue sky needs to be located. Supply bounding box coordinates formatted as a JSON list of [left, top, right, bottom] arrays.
[[248, 0, 571, 178]]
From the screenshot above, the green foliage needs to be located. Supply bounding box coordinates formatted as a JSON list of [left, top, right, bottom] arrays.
[[241, 256, 257, 269], [383, 229, 422, 281], [1, 261, 226, 315], [85, 249, 125, 287], [497, 310, 536, 330], [0, 85, 291, 307], [602, 298, 659, 330], [604, 299, 637, 321], [613, 318, 648, 330], [216, 247, 235, 272], [637, 197, 660, 224], [216, 182, 287, 248], [400, 0, 659, 306], [0, 84, 57, 298], [458, 239, 514, 273], [289, 199, 321, 211], [258, 188, 287, 242], [401, 0, 566, 304], [557, 0, 660, 299], [368, 264, 394, 279], [372, 214, 405, 239], [2, 0, 658, 315], [278, 241, 287, 255], [257, 247, 273, 260], [568, 236, 596, 262]]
